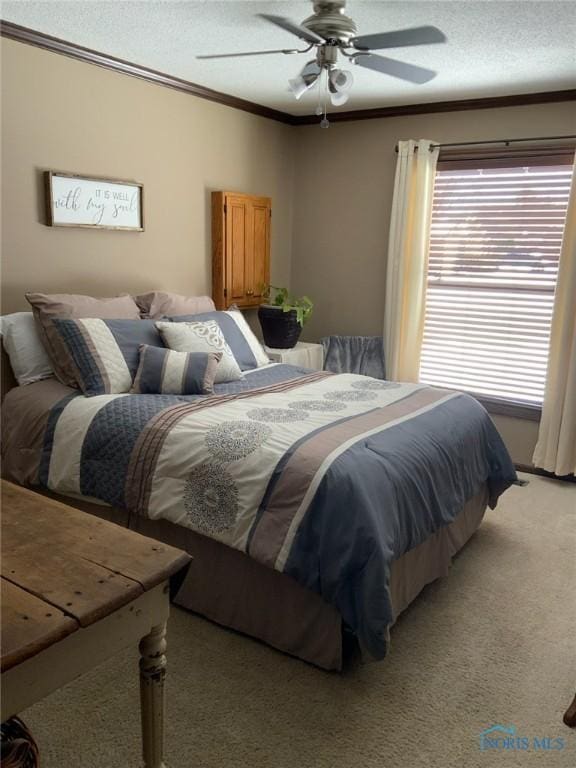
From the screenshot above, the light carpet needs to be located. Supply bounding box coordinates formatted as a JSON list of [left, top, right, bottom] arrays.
[[23, 474, 576, 767]]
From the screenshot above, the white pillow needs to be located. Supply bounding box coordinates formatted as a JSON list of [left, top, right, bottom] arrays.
[[156, 320, 242, 384], [225, 306, 270, 368], [0, 312, 54, 385]]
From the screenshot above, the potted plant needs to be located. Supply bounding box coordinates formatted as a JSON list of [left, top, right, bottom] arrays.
[[258, 286, 313, 349]]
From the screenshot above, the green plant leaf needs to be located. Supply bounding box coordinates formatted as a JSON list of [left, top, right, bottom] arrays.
[[263, 285, 314, 326]]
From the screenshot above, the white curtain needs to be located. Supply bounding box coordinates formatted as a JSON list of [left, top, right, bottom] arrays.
[[384, 139, 439, 382], [533, 167, 576, 476]]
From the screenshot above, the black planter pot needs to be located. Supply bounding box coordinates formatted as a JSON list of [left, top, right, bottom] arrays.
[[258, 305, 302, 349]]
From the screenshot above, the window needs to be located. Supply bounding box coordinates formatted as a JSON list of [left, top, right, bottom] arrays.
[[420, 153, 574, 407]]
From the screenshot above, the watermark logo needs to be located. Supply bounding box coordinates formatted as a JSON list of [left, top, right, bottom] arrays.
[[479, 724, 565, 752]]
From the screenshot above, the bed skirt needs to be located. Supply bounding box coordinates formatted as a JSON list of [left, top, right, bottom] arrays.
[[40, 485, 488, 670]]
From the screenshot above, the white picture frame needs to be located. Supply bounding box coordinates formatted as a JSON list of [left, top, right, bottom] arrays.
[[45, 171, 144, 231]]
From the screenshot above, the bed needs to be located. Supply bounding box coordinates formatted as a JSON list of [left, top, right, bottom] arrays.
[[1, 345, 517, 670]]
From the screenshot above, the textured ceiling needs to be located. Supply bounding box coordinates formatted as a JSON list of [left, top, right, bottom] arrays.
[[2, 1, 575, 116]]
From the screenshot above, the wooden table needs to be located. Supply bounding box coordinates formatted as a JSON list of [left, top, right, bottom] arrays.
[[1, 481, 191, 768]]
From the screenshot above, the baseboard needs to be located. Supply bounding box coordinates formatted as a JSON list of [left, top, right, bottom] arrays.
[[515, 463, 576, 483]]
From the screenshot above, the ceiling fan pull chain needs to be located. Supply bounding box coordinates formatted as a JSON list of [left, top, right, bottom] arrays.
[[320, 70, 330, 128], [315, 70, 324, 116]]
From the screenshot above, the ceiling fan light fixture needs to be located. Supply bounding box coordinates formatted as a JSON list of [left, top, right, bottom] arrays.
[[327, 67, 353, 106], [289, 71, 320, 99], [329, 89, 350, 106], [199, 2, 447, 124], [328, 67, 354, 92]]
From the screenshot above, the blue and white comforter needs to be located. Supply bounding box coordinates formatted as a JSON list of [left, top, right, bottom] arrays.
[[38, 364, 517, 658]]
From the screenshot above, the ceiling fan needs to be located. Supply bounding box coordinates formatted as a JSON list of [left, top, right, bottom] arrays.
[[197, 0, 447, 125]]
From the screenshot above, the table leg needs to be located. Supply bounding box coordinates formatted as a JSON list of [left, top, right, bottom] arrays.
[[139, 622, 167, 768], [564, 693, 576, 728]]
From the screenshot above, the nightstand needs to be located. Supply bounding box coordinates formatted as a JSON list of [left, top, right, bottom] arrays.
[[265, 341, 324, 371]]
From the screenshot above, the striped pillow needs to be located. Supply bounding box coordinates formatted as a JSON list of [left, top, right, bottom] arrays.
[[50, 318, 164, 396], [131, 345, 221, 395], [25, 292, 140, 387]]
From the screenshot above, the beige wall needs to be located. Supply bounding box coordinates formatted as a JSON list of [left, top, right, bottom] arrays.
[[489, 414, 540, 467], [0, 39, 294, 314], [290, 101, 575, 464], [2, 38, 574, 464], [291, 101, 576, 340]]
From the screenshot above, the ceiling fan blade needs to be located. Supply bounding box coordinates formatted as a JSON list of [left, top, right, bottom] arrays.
[[197, 48, 299, 60], [354, 54, 437, 84], [257, 14, 325, 44], [352, 26, 446, 51]]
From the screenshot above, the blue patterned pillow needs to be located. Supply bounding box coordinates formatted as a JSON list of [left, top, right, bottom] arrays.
[[50, 318, 164, 396], [131, 345, 222, 395]]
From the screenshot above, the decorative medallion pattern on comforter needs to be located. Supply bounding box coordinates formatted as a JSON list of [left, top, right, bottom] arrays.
[[39, 364, 517, 659]]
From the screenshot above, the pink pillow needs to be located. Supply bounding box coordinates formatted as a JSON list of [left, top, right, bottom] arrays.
[[135, 291, 215, 319]]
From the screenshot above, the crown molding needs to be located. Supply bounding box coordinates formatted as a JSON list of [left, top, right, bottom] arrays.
[[0, 20, 297, 125], [2, 20, 575, 127], [292, 88, 576, 125]]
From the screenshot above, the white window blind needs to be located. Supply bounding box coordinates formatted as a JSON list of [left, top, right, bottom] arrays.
[[420, 158, 573, 405]]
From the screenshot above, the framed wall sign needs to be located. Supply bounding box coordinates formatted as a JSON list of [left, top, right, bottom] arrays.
[[45, 171, 144, 231]]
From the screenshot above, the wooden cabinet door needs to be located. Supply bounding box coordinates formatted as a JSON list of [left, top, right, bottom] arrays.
[[250, 200, 271, 304], [212, 192, 271, 310], [226, 195, 250, 305]]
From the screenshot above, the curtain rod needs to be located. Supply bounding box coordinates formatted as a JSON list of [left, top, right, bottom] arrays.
[[394, 135, 576, 152]]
